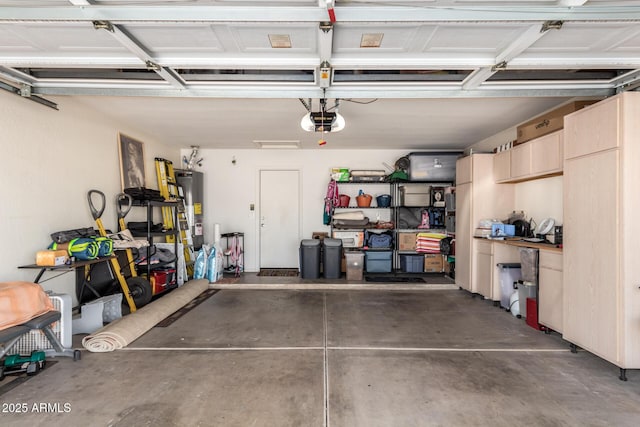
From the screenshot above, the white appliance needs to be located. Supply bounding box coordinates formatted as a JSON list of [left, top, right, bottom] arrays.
[[12, 293, 72, 355]]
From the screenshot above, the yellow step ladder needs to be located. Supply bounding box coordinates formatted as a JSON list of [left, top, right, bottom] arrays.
[[155, 158, 195, 278]]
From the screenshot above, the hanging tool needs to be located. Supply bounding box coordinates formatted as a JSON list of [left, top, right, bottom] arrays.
[[155, 158, 195, 278], [88, 190, 152, 312]]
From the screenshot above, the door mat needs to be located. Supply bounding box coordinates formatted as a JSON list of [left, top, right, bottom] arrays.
[[257, 269, 300, 277], [365, 276, 426, 283], [155, 289, 220, 327], [215, 277, 241, 284]]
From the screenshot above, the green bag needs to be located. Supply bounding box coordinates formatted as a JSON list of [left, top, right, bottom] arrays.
[[91, 236, 113, 257], [50, 238, 100, 260]]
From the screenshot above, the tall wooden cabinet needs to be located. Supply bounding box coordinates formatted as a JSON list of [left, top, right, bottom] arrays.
[[563, 92, 640, 378], [455, 154, 514, 293]]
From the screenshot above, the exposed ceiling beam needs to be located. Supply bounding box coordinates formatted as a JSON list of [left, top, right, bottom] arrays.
[[318, 22, 333, 65], [317, 21, 334, 87], [72, 0, 185, 88], [611, 68, 640, 91], [94, 23, 185, 89], [2, 5, 640, 23], [0, 65, 35, 86], [30, 82, 614, 99], [463, 21, 561, 90]]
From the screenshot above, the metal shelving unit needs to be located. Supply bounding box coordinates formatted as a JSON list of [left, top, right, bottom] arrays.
[[330, 179, 454, 274], [128, 200, 180, 293]]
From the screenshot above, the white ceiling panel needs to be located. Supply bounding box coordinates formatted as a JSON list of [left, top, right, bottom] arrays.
[[425, 24, 526, 53], [527, 22, 640, 51], [0, 23, 128, 58], [333, 24, 422, 53], [123, 24, 224, 56], [230, 24, 317, 53]]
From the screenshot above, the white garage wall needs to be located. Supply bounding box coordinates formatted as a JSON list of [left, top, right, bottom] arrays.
[[0, 91, 178, 303], [514, 176, 563, 227], [183, 148, 421, 272]]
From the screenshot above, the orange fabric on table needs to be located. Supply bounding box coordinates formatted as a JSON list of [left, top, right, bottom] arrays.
[[0, 281, 54, 331]]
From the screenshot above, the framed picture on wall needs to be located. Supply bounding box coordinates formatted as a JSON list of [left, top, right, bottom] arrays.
[[118, 133, 146, 190]]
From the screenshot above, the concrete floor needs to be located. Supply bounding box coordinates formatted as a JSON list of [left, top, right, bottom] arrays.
[[1, 274, 640, 426]]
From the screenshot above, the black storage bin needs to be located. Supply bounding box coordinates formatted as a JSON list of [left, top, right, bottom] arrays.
[[299, 239, 321, 279], [323, 238, 343, 279]]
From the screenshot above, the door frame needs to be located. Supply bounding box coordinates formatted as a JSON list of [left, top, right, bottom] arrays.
[[256, 168, 303, 269]]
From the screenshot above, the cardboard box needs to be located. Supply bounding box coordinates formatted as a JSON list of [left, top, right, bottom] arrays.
[[312, 232, 328, 241], [424, 254, 444, 273], [398, 232, 418, 251], [516, 100, 599, 144], [36, 250, 69, 266]]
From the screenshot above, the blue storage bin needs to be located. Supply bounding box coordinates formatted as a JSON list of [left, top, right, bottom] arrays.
[[365, 251, 393, 273], [400, 255, 424, 273]]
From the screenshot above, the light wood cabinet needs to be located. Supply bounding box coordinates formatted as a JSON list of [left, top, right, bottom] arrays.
[[531, 131, 563, 176], [493, 150, 511, 183], [456, 155, 472, 185], [455, 154, 514, 294], [493, 130, 563, 183], [564, 97, 619, 159], [539, 250, 563, 333], [455, 182, 472, 291], [563, 93, 640, 377], [475, 240, 493, 298], [510, 143, 531, 179]]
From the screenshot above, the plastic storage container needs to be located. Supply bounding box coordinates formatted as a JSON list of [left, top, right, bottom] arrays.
[[399, 184, 430, 207], [400, 254, 424, 273], [407, 152, 460, 182], [299, 239, 321, 279], [376, 194, 392, 207], [323, 238, 343, 279], [345, 252, 364, 281], [515, 280, 537, 318], [332, 230, 364, 248], [365, 250, 393, 273], [497, 263, 522, 310]]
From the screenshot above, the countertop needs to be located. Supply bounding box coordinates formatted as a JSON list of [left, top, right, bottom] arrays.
[[474, 236, 563, 253]]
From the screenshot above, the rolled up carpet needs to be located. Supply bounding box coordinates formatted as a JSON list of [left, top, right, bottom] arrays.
[[82, 279, 209, 352]]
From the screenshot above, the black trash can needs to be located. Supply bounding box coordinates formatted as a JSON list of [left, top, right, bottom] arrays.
[[323, 238, 343, 279], [299, 239, 321, 279]]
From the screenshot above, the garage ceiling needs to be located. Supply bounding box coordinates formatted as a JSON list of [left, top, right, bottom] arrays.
[[1, 1, 640, 150]]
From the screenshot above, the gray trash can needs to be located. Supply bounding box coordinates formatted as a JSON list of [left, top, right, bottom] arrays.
[[496, 263, 521, 310], [323, 238, 343, 279], [300, 239, 320, 279], [514, 280, 537, 318]]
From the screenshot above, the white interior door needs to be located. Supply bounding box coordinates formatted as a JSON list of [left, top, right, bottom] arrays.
[[259, 170, 301, 268]]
